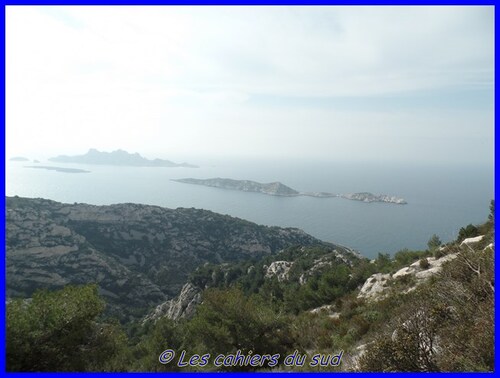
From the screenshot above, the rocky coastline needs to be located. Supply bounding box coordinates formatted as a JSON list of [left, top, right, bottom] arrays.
[[174, 177, 407, 204]]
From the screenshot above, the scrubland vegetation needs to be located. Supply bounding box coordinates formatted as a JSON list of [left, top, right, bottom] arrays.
[[7, 202, 494, 372]]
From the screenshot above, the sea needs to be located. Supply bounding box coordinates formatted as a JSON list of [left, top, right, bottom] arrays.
[[5, 157, 494, 259]]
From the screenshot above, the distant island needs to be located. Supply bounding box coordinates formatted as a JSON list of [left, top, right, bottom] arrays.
[[174, 177, 300, 196], [173, 178, 407, 204], [24, 166, 90, 173], [340, 192, 407, 204], [49, 149, 198, 168], [10, 157, 29, 162]]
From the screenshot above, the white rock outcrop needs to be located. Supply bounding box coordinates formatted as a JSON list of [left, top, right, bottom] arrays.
[[143, 282, 202, 323], [358, 273, 392, 300], [484, 243, 494, 251], [358, 253, 458, 301], [460, 235, 484, 246], [265, 261, 293, 282]]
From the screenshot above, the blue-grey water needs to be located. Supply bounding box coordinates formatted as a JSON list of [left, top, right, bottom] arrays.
[[6, 158, 494, 259]]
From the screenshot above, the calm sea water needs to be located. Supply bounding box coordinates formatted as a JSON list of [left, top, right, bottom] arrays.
[[6, 158, 494, 259]]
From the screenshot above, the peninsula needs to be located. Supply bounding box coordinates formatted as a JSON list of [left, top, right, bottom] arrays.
[[49, 149, 198, 168], [173, 178, 407, 204]]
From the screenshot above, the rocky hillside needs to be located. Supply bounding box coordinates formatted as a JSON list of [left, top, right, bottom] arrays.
[[144, 244, 362, 322], [357, 235, 493, 303], [138, 212, 494, 372], [6, 196, 494, 372], [6, 196, 336, 320]]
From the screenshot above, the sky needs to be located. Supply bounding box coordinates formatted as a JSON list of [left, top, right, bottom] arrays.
[[5, 6, 494, 165]]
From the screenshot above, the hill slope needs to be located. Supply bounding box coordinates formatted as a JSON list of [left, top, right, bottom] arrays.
[[6, 196, 354, 320]]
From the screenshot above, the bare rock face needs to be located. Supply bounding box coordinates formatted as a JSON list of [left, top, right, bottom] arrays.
[[265, 261, 294, 282], [391, 253, 458, 280], [460, 235, 485, 246], [358, 253, 459, 301], [358, 273, 392, 300], [298, 255, 335, 285], [143, 283, 202, 322]]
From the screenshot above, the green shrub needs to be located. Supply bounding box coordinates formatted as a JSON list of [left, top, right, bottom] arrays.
[[7, 284, 129, 372], [457, 224, 479, 242], [419, 258, 430, 270], [434, 247, 446, 259], [427, 234, 442, 251]]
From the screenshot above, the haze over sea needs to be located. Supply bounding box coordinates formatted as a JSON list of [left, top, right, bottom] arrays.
[[6, 157, 493, 259]]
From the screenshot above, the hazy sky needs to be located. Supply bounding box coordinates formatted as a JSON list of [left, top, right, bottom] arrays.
[[6, 6, 494, 165]]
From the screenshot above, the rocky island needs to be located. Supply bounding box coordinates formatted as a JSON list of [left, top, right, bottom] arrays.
[[49, 148, 198, 168], [174, 177, 300, 196], [24, 165, 90, 173], [341, 192, 407, 204], [173, 177, 407, 204], [10, 156, 29, 162]]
